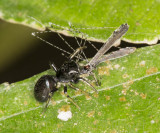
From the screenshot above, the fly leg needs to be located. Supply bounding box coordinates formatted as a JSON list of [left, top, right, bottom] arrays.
[[78, 77, 98, 93], [90, 72, 101, 86], [69, 46, 87, 60], [69, 83, 91, 97], [64, 86, 80, 109]]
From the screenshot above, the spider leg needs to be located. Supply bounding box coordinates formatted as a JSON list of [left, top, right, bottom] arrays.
[[42, 93, 52, 114], [49, 62, 57, 72], [78, 77, 98, 93], [64, 86, 80, 109]]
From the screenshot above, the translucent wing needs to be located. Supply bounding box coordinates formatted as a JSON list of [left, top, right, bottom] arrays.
[[94, 47, 136, 67], [88, 24, 129, 69]]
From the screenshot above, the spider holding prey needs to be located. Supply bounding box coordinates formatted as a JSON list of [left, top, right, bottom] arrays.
[[32, 23, 135, 111]]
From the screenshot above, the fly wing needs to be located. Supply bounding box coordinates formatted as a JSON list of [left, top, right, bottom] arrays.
[[94, 47, 136, 67], [88, 23, 129, 69]]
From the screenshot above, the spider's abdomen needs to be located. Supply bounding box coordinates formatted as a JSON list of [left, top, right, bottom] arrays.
[[34, 75, 58, 102]]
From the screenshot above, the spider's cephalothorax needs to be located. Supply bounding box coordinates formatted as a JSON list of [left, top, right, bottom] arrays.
[[33, 23, 133, 112], [56, 60, 80, 83]]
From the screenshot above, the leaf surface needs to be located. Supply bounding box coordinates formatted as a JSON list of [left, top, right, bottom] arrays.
[[0, 44, 160, 132], [0, 0, 160, 44]]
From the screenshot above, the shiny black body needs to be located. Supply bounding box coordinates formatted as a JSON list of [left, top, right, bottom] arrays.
[[34, 75, 58, 102], [56, 60, 80, 83], [34, 60, 83, 103]]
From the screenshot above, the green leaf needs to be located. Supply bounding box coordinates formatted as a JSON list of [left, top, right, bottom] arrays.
[[0, 0, 160, 132], [0, 44, 160, 132], [0, 0, 160, 44]]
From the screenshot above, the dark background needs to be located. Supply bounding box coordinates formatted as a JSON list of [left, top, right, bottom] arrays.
[[0, 19, 149, 84]]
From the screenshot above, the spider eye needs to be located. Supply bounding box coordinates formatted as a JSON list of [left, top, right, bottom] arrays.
[[34, 75, 57, 102]]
